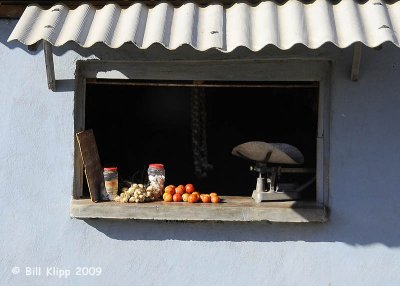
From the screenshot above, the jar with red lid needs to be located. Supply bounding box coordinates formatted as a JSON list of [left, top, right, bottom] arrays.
[[104, 167, 118, 200], [147, 164, 165, 198]]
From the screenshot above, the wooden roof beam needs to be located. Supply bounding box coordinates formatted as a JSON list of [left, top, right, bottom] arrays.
[[351, 42, 362, 81], [43, 41, 56, 91]]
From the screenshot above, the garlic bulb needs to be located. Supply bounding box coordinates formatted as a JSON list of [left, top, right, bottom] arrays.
[[115, 182, 162, 203]]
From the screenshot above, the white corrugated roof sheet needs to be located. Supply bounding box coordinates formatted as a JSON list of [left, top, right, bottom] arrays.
[[8, 0, 400, 52]]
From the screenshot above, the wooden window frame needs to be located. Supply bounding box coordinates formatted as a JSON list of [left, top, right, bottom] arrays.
[[72, 58, 331, 222]]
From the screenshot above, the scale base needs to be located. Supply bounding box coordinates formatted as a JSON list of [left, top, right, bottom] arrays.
[[252, 190, 301, 203]]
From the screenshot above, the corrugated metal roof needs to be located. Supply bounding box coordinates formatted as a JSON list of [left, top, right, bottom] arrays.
[[8, 0, 400, 52]]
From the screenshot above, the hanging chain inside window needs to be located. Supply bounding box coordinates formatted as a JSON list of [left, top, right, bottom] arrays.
[[191, 86, 213, 178]]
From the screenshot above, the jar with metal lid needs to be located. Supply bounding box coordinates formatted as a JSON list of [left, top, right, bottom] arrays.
[[104, 167, 118, 200], [147, 164, 165, 198]]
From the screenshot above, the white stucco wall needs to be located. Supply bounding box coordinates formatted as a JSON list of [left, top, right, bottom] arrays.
[[1, 19, 400, 286]]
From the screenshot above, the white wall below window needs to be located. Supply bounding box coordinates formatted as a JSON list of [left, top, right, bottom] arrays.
[[0, 19, 400, 286]]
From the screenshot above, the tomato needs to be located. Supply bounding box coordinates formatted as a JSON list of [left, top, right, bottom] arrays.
[[200, 194, 211, 203], [211, 195, 220, 203], [173, 193, 183, 202], [182, 193, 190, 202], [175, 185, 185, 195], [163, 193, 173, 202], [164, 186, 175, 195], [185, 184, 195, 194], [188, 194, 199, 203]]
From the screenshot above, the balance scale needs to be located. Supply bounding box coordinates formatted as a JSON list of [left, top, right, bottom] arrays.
[[232, 141, 316, 203]]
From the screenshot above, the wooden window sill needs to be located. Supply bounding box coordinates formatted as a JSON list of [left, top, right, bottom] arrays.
[[70, 197, 327, 223]]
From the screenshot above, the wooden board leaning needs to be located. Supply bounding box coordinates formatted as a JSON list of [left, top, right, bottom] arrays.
[[76, 129, 105, 203]]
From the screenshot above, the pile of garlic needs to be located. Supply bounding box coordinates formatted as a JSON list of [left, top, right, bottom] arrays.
[[114, 183, 160, 203]]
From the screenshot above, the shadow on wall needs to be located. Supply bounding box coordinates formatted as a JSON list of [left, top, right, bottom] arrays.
[[0, 20, 77, 93], [0, 20, 38, 54], [0, 19, 91, 57], [82, 214, 400, 247]]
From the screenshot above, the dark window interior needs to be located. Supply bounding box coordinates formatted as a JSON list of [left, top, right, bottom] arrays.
[[84, 81, 319, 200]]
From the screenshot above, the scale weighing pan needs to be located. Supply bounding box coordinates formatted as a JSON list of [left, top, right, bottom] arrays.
[[232, 141, 304, 165]]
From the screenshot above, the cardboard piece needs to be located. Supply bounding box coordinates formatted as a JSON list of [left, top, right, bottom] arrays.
[[76, 129, 107, 202]]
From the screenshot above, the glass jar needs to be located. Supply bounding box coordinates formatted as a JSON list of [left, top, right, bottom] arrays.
[[147, 164, 165, 198], [103, 167, 118, 200]]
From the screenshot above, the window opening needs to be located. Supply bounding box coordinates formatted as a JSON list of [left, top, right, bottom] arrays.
[[83, 80, 319, 201]]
